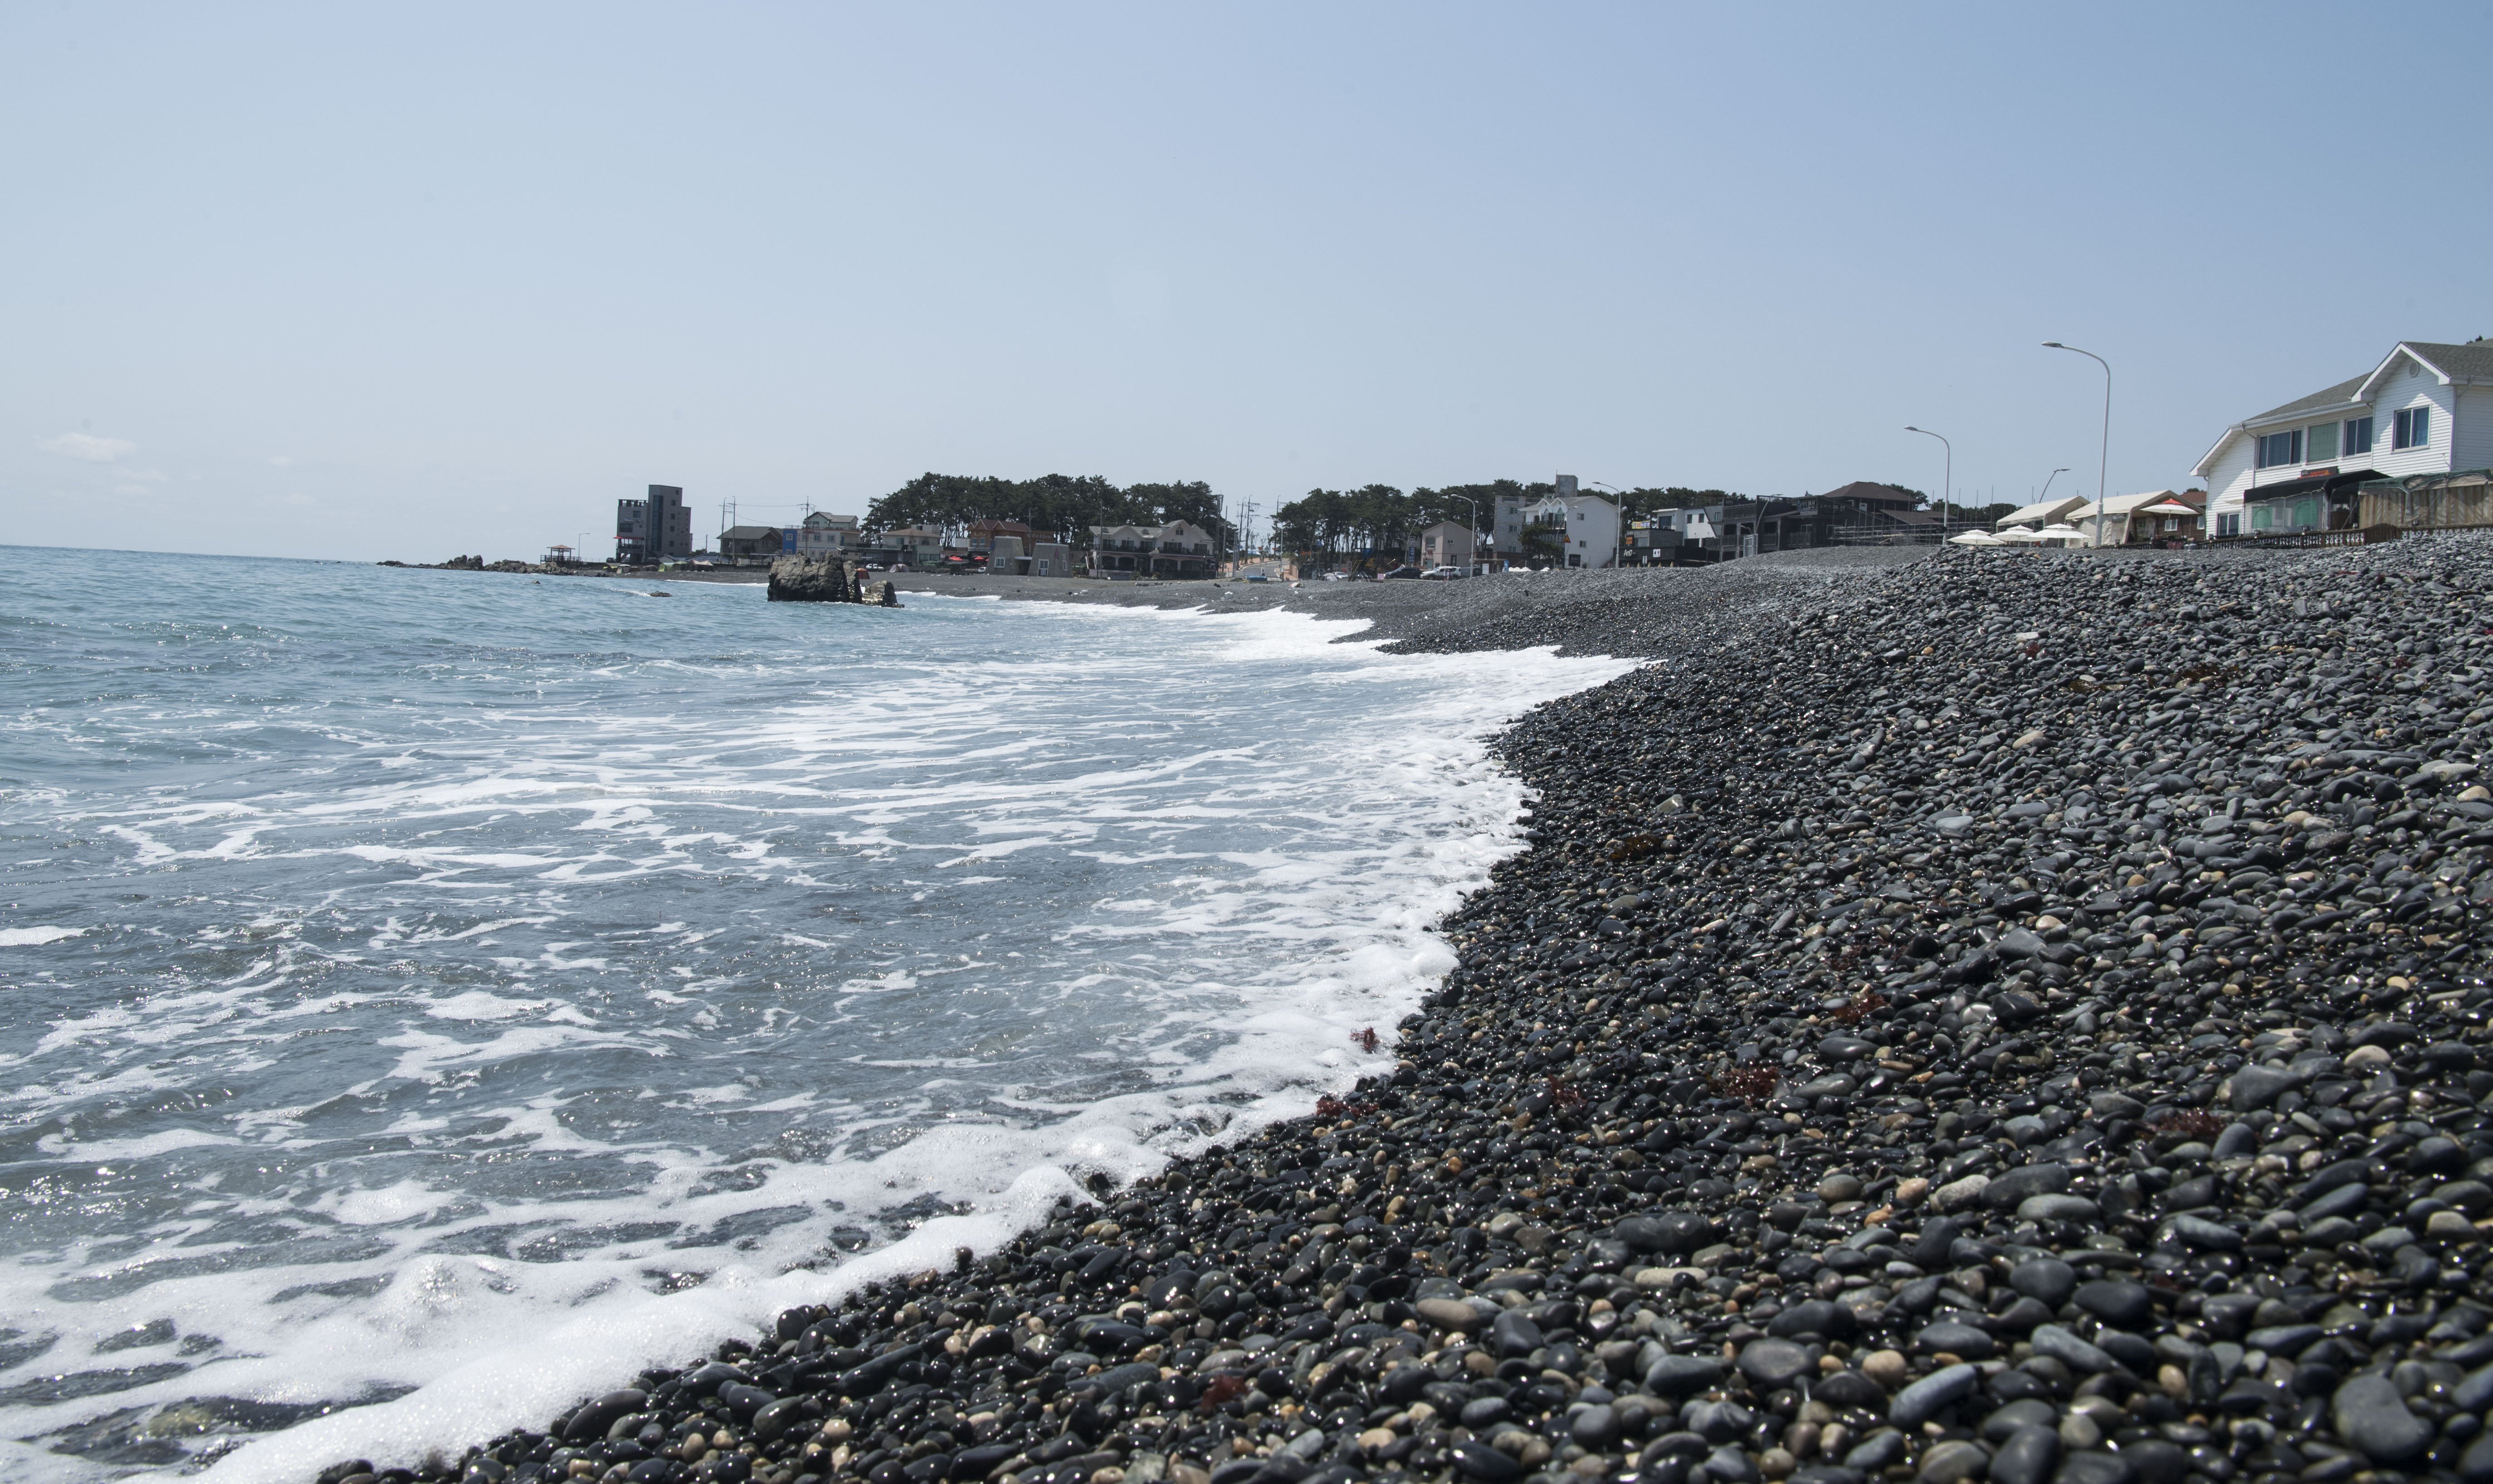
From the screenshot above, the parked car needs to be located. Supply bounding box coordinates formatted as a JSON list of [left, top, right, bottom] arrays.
[[1376, 566, 1422, 580], [1419, 566, 1467, 580]]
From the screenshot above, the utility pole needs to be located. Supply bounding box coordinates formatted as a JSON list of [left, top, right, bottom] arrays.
[[1904, 428, 1951, 543], [2044, 343, 2113, 547]]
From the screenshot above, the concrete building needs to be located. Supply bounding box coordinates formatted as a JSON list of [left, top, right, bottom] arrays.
[[1522, 490, 1619, 568], [1487, 492, 1533, 563], [1086, 520, 1219, 578], [2195, 339, 2493, 538], [797, 512, 861, 556], [1626, 508, 1721, 565], [615, 484, 694, 563], [1416, 521, 1475, 569]]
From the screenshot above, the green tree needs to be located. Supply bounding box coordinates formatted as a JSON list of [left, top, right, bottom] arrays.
[[862, 474, 1232, 553]]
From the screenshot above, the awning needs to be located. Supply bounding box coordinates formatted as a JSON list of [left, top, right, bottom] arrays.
[[2244, 469, 2379, 504]]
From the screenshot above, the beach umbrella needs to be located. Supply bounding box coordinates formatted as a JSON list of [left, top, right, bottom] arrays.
[[1993, 526, 2045, 544], [1948, 530, 2003, 546]]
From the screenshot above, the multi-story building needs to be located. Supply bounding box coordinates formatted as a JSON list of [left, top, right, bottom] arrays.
[[2195, 339, 2493, 537], [615, 484, 694, 563], [1627, 508, 1720, 564], [1717, 482, 1923, 559], [1086, 520, 1220, 578], [797, 512, 861, 556], [1415, 521, 1475, 569], [1522, 490, 1619, 568]]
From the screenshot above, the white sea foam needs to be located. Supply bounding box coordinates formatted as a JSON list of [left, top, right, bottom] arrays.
[[0, 561, 1634, 1484], [0, 926, 82, 946]]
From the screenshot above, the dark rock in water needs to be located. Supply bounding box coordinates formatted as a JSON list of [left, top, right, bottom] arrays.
[[2055, 1452, 2140, 1484], [1490, 1308, 1543, 1357], [2459, 1430, 2493, 1484], [1618, 1210, 1710, 1254], [2228, 1063, 2306, 1110], [2169, 1214, 2243, 1250], [1983, 1162, 2069, 1210], [562, 1389, 646, 1442], [2008, 1257, 2076, 1307], [1451, 1440, 1522, 1481], [765, 553, 860, 602], [2331, 1373, 2434, 1463], [1768, 1298, 1858, 1339], [1645, 1353, 1725, 1395], [1737, 1337, 1815, 1389], [1891, 1363, 1979, 1426], [2030, 1324, 2120, 1375], [1816, 1370, 1886, 1407], [1914, 1320, 1994, 1359], [1988, 1425, 2059, 1484]]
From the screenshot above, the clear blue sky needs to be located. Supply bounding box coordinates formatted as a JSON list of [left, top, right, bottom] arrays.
[[7, 3, 2491, 561]]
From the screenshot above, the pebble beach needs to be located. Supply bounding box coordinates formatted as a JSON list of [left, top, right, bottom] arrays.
[[311, 539, 2493, 1484]]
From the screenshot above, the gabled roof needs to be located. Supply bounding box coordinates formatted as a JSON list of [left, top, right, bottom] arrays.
[[2069, 490, 2179, 518], [2244, 373, 2370, 428], [1996, 495, 2087, 528], [719, 524, 781, 541], [2358, 340, 2493, 397], [2195, 338, 2493, 477]]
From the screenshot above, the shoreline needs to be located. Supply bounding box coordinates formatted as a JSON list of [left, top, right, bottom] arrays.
[[281, 539, 2493, 1484], [375, 551, 1933, 659]]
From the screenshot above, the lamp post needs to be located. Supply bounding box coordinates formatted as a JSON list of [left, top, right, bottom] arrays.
[[2045, 343, 2112, 547], [1588, 481, 1628, 568], [1903, 427, 1952, 543]]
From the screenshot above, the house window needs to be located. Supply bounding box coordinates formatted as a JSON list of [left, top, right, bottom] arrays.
[[2394, 406, 2432, 450], [2250, 504, 2273, 531], [2217, 511, 2241, 537], [2305, 421, 2339, 461], [2345, 416, 2375, 455], [2257, 429, 2302, 468]]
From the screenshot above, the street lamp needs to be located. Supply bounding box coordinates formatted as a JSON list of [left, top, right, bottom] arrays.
[[2036, 468, 2070, 508], [2044, 343, 2112, 547], [1903, 428, 1952, 543], [1588, 482, 1628, 568]]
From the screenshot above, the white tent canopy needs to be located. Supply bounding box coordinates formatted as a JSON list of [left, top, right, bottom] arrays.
[[1948, 530, 2004, 546]]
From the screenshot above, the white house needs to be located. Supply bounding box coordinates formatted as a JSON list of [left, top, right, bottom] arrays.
[[2194, 339, 2493, 537], [1523, 492, 1619, 568]]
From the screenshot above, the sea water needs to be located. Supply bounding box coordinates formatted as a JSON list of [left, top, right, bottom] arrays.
[[0, 550, 1633, 1483]]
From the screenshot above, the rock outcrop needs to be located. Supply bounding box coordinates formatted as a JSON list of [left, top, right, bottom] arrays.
[[767, 555, 898, 606]]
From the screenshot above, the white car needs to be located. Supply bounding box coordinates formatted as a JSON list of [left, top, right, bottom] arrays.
[[1419, 566, 1467, 580]]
